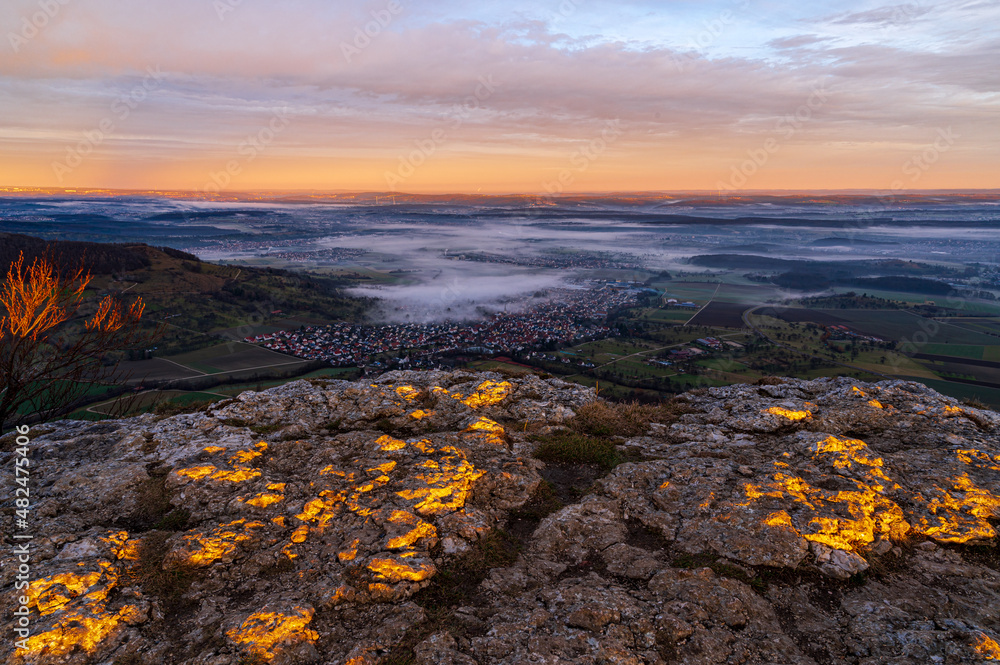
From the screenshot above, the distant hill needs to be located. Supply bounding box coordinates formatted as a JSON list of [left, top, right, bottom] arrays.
[[0, 233, 368, 355], [0, 232, 164, 275]]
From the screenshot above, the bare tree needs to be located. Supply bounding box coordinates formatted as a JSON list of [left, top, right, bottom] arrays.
[[0, 251, 154, 431]]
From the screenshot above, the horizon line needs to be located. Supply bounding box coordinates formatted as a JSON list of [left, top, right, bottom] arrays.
[[2, 186, 999, 199]]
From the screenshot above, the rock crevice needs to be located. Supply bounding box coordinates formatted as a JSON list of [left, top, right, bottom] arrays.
[[2, 372, 999, 664]]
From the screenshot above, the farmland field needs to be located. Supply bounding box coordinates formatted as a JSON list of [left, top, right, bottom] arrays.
[[117, 358, 205, 383], [171, 343, 304, 373], [916, 343, 986, 360], [760, 307, 848, 326], [919, 358, 1000, 384], [817, 310, 1000, 345], [660, 282, 722, 301], [686, 301, 749, 328], [640, 308, 698, 323], [937, 318, 1000, 338], [901, 377, 1000, 409]]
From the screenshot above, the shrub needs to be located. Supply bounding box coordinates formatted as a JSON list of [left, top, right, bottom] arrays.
[[569, 399, 692, 437]]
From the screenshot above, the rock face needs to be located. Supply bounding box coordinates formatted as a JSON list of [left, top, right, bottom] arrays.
[[2, 372, 1000, 664]]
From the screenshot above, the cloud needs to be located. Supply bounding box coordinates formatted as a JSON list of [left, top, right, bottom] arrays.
[[1, 0, 998, 190], [825, 4, 933, 27]]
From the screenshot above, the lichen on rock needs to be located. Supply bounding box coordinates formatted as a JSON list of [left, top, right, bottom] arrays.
[[1, 372, 999, 664]]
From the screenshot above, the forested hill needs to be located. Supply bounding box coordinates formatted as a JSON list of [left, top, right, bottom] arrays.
[[0, 232, 200, 275], [0, 233, 368, 355]]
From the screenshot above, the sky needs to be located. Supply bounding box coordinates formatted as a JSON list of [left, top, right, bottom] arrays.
[[0, 0, 998, 193]]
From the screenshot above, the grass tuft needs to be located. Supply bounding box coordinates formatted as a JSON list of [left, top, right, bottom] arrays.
[[153, 399, 213, 417], [569, 399, 694, 437], [124, 531, 197, 614], [153, 508, 191, 532], [532, 431, 625, 471], [962, 397, 988, 409], [509, 481, 564, 523]]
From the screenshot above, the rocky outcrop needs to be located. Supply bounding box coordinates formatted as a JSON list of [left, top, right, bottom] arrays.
[[2, 372, 999, 664]]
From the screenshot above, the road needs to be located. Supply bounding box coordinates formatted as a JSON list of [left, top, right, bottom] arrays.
[[683, 281, 723, 325]]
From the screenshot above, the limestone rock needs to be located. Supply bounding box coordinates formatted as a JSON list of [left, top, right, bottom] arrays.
[[2, 373, 999, 664]]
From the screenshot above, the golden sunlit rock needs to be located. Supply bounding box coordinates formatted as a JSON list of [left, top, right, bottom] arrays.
[[246, 481, 288, 507], [743, 439, 910, 553], [23, 563, 140, 660], [246, 492, 283, 508], [23, 607, 140, 659], [915, 473, 1000, 543], [376, 434, 407, 451], [367, 557, 436, 582], [213, 467, 263, 482], [814, 435, 896, 491], [464, 417, 507, 445], [367, 461, 397, 476], [171, 520, 266, 566], [764, 511, 794, 529], [409, 409, 432, 420], [385, 513, 437, 549], [957, 449, 1000, 471], [765, 407, 812, 421], [176, 464, 262, 483], [14, 370, 1000, 665], [766, 406, 812, 422], [176, 465, 216, 481], [29, 569, 107, 615], [396, 452, 486, 515], [460, 380, 513, 409], [395, 385, 420, 401], [339, 538, 360, 562], [974, 632, 1000, 660], [101, 531, 141, 561], [227, 606, 318, 661], [230, 446, 264, 466]]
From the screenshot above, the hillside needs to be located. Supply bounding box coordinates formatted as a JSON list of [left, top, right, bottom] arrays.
[[0, 233, 367, 356], [2, 372, 999, 664]]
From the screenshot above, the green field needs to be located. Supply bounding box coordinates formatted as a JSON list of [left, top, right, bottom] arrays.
[[899, 376, 1000, 409], [918, 343, 986, 360], [819, 310, 1000, 345], [65, 367, 359, 421], [639, 308, 697, 323]]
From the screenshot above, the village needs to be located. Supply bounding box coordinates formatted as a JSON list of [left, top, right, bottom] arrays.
[[246, 286, 641, 366]]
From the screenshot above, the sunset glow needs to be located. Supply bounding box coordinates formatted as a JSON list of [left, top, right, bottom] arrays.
[[2, 0, 997, 193]]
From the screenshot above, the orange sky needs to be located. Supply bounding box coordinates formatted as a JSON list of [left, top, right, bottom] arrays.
[[1, 0, 997, 193]]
